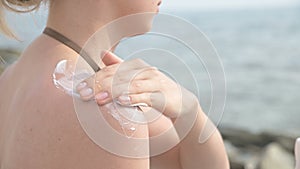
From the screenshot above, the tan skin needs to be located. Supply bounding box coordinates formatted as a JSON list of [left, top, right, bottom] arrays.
[[0, 0, 229, 168]]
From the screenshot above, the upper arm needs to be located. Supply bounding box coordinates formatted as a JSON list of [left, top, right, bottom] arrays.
[[148, 113, 182, 169]]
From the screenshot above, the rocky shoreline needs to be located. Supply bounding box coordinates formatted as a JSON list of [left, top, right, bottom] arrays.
[[220, 127, 297, 169], [0, 48, 298, 169]]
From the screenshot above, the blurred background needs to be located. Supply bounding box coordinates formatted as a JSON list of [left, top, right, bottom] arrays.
[[1, 0, 300, 168]]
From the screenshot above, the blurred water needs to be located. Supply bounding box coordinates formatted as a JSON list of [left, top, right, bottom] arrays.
[[1, 6, 300, 135], [187, 7, 300, 135]]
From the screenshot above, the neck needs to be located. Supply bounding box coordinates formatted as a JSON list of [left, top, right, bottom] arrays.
[[46, 0, 116, 48], [45, 0, 123, 68], [45, 0, 155, 61]]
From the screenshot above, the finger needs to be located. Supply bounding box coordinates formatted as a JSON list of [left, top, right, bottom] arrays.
[[110, 66, 158, 85], [94, 91, 112, 105], [111, 79, 161, 98], [94, 58, 154, 86], [94, 79, 161, 105], [76, 51, 123, 93], [117, 58, 150, 72], [75, 73, 96, 100], [84, 59, 153, 88], [76, 73, 111, 101], [91, 65, 157, 101], [101, 51, 149, 70], [117, 92, 166, 114], [75, 64, 119, 95], [101, 51, 123, 66], [77, 56, 153, 101]]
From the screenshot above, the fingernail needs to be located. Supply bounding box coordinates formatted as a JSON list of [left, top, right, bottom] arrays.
[[77, 82, 87, 91], [118, 95, 131, 104], [80, 88, 93, 97], [95, 92, 109, 100]]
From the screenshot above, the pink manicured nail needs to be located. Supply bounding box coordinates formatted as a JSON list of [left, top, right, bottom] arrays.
[[118, 95, 131, 104], [80, 88, 93, 97], [95, 92, 109, 100], [77, 82, 87, 91]]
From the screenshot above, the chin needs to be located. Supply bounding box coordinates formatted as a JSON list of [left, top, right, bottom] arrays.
[[136, 19, 154, 35], [115, 12, 156, 38]]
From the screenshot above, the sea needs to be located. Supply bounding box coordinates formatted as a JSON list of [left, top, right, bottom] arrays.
[[1, 6, 300, 135]]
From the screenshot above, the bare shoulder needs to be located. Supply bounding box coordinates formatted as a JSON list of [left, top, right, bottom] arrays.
[[0, 41, 149, 168], [2, 72, 149, 169]]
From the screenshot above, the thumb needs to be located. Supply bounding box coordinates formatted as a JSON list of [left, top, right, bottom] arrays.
[[101, 51, 123, 66]]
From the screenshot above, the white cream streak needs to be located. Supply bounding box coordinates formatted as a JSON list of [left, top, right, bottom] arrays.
[[52, 60, 146, 138]]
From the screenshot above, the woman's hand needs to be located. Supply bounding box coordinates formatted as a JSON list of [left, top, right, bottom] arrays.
[[76, 51, 198, 118], [76, 52, 230, 169]]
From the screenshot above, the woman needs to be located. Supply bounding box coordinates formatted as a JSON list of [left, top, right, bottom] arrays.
[[0, 0, 229, 168]]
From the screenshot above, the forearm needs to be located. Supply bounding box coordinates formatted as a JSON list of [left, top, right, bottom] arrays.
[[177, 105, 229, 169]]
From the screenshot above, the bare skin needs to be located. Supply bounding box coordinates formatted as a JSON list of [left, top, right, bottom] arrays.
[[0, 0, 229, 168], [0, 35, 181, 169], [0, 35, 151, 169]]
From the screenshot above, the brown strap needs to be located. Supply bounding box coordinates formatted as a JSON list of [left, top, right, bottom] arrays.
[[43, 27, 101, 72]]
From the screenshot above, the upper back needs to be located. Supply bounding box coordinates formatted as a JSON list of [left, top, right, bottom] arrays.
[[0, 35, 150, 169]]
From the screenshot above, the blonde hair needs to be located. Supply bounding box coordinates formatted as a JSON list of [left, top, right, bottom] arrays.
[[0, 0, 43, 38]]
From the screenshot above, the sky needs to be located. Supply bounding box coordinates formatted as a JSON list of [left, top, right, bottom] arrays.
[[161, 0, 300, 11]]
